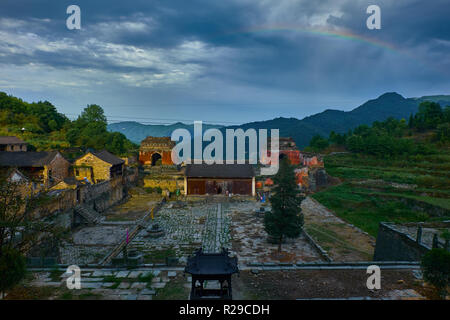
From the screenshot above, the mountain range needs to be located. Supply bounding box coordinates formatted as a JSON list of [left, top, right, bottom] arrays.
[[107, 92, 450, 148]]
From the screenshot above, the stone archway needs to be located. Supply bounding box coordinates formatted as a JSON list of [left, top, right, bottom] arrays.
[[151, 152, 162, 166]]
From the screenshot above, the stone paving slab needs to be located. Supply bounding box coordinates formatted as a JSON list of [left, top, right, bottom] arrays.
[[92, 270, 113, 277], [152, 277, 161, 283], [101, 282, 115, 288], [115, 271, 129, 278], [118, 282, 131, 289], [81, 282, 103, 289], [140, 289, 156, 295], [128, 271, 143, 278], [152, 282, 166, 289], [82, 277, 104, 282], [131, 282, 147, 289]]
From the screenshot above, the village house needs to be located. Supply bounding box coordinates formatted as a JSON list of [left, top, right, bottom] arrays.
[[0, 167, 35, 196], [184, 163, 255, 196], [0, 136, 28, 152], [73, 150, 124, 184], [0, 151, 70, 189], [50, 177, 88, 191], [139, 136, 175, 166]]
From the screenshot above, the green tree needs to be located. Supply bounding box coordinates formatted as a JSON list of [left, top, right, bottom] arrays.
[[408, 114, 415, 129], [421, 248, 450, 299], [436, 123, 450, 142], [309, 134, 329, 151], [414, 101, 443, 131], [329, 131, 346, 146], [106, 132, 129, 155], [264, 158, 304, 253], [443, 106, 450, 122], [77, 104, 107, 128], [0, 177, 63, 297], [0, 247, 26, 298]]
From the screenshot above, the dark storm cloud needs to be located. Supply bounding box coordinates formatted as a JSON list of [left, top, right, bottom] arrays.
[[0, 0, 448, 123]]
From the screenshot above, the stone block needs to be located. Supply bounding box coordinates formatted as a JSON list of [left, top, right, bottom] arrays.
[[115, 271, 129, 278], [118, 282, 131, 289], [131, 282, 146, 289]]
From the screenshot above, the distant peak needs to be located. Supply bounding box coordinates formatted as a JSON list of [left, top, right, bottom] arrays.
[[378, 92, 404, 99]]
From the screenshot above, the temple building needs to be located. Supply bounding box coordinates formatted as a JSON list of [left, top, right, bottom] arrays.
[[184, 163, 255, 196], [299, 152, 324, 167], [0, 136, 28, 152], [139, 136, 175, 166], [262, 137, 301, 165]]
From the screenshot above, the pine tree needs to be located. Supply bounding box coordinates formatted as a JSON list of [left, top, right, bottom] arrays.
[[408, 113, 414, 129], [264, 158, 304, 253]]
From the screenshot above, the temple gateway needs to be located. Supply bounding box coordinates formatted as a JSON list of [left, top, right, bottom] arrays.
[[139, 136, 175, 166]]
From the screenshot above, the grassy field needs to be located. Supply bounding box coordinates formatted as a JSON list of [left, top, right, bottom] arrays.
[[312, 152, 450, 237]]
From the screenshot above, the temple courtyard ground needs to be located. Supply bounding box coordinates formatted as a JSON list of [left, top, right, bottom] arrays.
[[4, 267, 429, 300], [6, 189, 437, 300]]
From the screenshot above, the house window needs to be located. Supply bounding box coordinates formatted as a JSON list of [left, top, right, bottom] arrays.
[[76, 169, 80, 176]]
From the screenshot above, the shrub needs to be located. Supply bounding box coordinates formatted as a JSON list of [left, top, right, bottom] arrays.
[[0, 248, 27, 297], [421, 248, 450, 299]]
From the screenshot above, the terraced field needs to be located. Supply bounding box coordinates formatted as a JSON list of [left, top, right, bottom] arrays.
[[312, 152, 450, 237]]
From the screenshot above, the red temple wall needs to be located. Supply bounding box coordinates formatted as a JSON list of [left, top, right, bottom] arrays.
[[139, 151, 174, 165]]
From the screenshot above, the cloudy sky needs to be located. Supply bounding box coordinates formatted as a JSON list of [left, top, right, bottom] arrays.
[[0, 0, 449, 124]]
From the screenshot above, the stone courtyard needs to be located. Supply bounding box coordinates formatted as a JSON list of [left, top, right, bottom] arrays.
[[127, 198, 322, 265], [6, 191, 430, 300], [25, 267, 189, 300], [59, 191, 323, 267]]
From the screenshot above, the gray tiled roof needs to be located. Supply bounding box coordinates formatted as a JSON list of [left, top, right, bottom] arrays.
[[0, 151, 60, 167], [0, 136, 27, 145], [185, 163, 254, 178], [92, 150, 124, 165]]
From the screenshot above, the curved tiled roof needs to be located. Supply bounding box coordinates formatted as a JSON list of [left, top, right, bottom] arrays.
[[0, 151, 61, 167], [92, 150, 124, 165]]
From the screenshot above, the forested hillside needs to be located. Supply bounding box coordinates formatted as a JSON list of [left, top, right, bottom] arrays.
[[0, 92, 137, 156], [107, 92, 450, 148], [310, 101, 450, 237]]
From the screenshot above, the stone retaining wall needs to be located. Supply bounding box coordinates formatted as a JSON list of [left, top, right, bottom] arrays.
[[373, 222, 430, 261]]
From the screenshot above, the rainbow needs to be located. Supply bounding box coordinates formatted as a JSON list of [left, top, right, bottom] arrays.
[[216, 25, 446, 76], [220, 25, 399, 53]]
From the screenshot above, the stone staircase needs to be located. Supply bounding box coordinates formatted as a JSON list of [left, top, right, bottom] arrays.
[[74, 204, 104, 225]]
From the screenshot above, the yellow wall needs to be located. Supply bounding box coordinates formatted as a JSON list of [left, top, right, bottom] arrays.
[[143, 177, 184, 192], [74, 153, 112, 183]]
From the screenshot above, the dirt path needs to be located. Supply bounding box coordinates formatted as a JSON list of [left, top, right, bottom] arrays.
[[301, 197, 375, 261], [232, 269, 424, 300]]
